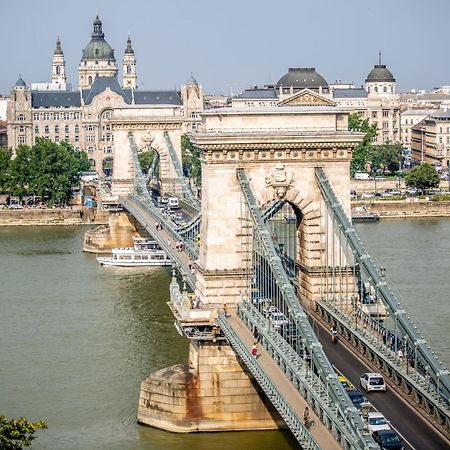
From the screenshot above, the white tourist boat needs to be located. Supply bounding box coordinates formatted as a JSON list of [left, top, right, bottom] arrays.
[[97, 237, 171, 267]]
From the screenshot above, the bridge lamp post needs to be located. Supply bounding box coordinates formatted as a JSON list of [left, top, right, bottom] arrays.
[[360, 402, 371, 434], [403, 335, 408, 373]]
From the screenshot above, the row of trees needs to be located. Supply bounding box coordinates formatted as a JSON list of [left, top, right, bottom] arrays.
[[0, 139, 90, 205]]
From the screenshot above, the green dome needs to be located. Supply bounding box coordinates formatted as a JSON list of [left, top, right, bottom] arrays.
[[276, 67, 328, 89], [366, 65, 395, 82], [81, 15, 115, 61]]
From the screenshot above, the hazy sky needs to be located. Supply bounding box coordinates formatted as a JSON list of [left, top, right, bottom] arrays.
[[1, 0, 449, 96]]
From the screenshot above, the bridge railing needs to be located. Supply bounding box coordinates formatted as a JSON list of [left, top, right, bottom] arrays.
[[236, 168, 375, 450], [218, 312, 323, 450], [315, 167, 450, 430]]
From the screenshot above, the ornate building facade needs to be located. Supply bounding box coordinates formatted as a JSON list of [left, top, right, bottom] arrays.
[[232, 57, 400, 145], [6, 15, 204, 174]]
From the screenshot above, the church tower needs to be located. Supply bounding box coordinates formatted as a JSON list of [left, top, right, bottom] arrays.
[[79, 15, 118, 89], [122, 34, 137, 89], [181, 74, 204, 132], [51, 37, 67, 86]]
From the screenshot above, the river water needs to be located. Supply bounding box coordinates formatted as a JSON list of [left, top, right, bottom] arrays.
[[0, 220, 449, 450]]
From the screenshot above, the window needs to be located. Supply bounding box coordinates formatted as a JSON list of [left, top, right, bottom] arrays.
[[75, 135, 79, 142], [439, 137, 443, 144], [18, 136, 26, 144], [33, 113, 40, 120], [17, 114, 25, 121], [86, 125, 94, 132], [34, 126, 39, 134], [54, 113, 60, 120], [383, 86, 387, 93], [367, 86, 371, 93], [87, 135, 95, 142], [440, 127, 443, 133], [74, 112, 80, 120], [56, 65, 60, 75], [44, 125, 49, 133], [44, 113, 50, 120], [75, 125, 79, 133], [382, 122, 389, 130], [102, 110, 112, 119], [64, 112, 70, 120], [19, 126, 25, 133], [55, 136, 60, 143], [127, 64, 132, 75], [105, 146, 113, 154], [55, 125, 59, 133], [374, 86, 378, 93], [88, 76, 93, 85], [65, 125, 69, 133], [88, 146, 94, 153], [65, 136, 69, 143], [382, 110, 389, 118], [372, 111, 377, 118]]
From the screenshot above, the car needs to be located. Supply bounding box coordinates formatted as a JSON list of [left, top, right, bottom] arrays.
[[338, 375, 354, 391], [270, 310, 289, 329], [367, 411, 391, 433], [347, 389, 369, 410], [361, 193, 375, 199], [372, 429, 404, 450], [360, 373, 386, 392]]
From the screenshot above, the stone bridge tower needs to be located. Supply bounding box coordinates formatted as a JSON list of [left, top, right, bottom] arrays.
[[191, 90, 363, 309]]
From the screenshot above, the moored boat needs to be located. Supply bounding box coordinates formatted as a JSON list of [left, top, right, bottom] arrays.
[[97, 237, 171, 267]]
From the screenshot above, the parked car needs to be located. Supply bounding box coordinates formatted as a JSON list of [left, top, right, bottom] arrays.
[[367, 411, 391, 433], [361, 193, 375, 199], [360, 373, 386, 392], [372, 429, 404, 450], [347, 389, 369, 410]]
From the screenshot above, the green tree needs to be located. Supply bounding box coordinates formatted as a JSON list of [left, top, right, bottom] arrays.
[[9, 139, 89, 204], [181, 134, 201, 185], [0, 415, 47, 450], [369, 143, 402, 174], [137, 149, 157, 175], [348, 113, 378, 176], [405, 163, 440, 192], [0, 148, 12, 193]]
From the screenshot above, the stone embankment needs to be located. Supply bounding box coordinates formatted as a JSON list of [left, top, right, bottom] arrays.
[[0, 208, 84, 226], [353, 200, 450, 218]]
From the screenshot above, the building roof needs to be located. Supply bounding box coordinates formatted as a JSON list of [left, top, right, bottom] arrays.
[[82, 15, 115, 61], [82, 76, 131, 105], [15, 75, 26, 87], [236, 88, 278, 99], [333, 88, 367, 99], [276, 68, 328, 89], [54, 37, 63, 55], [366, 65, 395, 83], [185, 73, 198, 86], [133, 90, 182, 105], [430, 109, 450, 120], [32, 91, 81, 108]]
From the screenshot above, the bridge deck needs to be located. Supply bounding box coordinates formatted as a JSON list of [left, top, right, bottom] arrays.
[[226, 309, 341, 450]]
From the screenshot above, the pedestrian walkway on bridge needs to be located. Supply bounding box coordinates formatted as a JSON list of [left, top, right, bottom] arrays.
[[225, 308, 342, 450]]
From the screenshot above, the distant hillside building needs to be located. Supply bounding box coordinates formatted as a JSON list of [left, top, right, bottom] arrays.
[[6, 15, 203, 174]]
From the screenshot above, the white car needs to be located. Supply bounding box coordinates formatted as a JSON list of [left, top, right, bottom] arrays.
[[360, 372, 386, 392], [367, 411, 391, 433], [270, 311, 289, 329]]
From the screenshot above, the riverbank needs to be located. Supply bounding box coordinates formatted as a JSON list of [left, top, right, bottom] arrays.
[[0, 207, 107, 226], [353, 199, 450, 218]]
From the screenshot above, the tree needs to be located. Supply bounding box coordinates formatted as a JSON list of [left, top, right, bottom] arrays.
[[404, 163, 440, 192], [348, 113, 378, 176], [369, 143, 402, 174], [137, 149, 157, 175], [0, 415, 47, 449], [0, 148, 12, 193], [181, 134, 201, 185], [8, 139, 89, 204]]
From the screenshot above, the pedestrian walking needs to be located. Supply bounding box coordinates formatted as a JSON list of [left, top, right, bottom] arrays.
[[223, 303, 229, 318], [251, 344, 257, 358], [253, 327, 259, 343]]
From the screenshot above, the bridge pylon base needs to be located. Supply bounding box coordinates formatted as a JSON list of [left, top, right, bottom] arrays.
[[137, 340, 285, 432]]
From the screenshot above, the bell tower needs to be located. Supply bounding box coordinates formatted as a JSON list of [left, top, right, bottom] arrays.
[[51, 37, 67, 86], [122, 34, 137, 89]]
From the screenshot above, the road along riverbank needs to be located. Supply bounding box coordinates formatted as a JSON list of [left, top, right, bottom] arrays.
[[353, 200, 450, 218]]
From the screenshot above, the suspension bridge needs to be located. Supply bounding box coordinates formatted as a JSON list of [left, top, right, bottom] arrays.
[[106, 100, 449, 449]]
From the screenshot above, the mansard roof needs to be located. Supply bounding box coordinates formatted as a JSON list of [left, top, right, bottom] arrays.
[[32, 91, 81, 108], [236, 88, 278, 99], [333, 88, 367, 99], [133, 90, 182, 105], [82, 76, 131, 104]]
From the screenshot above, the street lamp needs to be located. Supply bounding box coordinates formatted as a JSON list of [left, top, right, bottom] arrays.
[[360, 402, 372, 435]]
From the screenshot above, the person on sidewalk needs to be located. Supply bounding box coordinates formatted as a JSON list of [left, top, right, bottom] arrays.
[[251, 344, 258, 358]]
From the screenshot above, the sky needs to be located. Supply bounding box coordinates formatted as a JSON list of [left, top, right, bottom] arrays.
[[1, 0, 449, 96]]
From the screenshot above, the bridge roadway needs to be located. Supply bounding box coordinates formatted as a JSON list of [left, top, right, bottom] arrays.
[[225, 308, 341, 450], [311, 315, 450, 450]]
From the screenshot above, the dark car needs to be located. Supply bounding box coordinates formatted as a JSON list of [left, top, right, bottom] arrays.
[[347, 389, 368, 410], [372, 429, 404, 450]]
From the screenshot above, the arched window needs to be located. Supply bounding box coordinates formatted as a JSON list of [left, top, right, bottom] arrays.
[[383, 86, 387, 93], [127, 64, 132, 75], [54, 125, 59, 133], [75, 125, 79, 133], [367, 86, 370, 93], [88, 76, 92, 85], [56, 65, 61, 75], [65, 125, 69, 133], [374, 86, 378, 93], [95, 49, 99, 57]]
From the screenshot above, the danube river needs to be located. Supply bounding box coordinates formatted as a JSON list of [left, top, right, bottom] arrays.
[[1, 220, 449, 450]]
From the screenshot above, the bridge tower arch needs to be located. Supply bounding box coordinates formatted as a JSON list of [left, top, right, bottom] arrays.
[[110, 107, 184, 196], [190, 102, 363, 310]]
